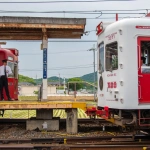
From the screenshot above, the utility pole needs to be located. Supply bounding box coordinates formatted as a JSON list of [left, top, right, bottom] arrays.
[[64, 77, 66, 92], [88, 44, 96, 101], [59, 73, 60, 90]]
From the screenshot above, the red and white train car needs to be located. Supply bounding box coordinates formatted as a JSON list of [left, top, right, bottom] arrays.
[[87, 17, 150, 128], [0, 47, 19, 100]]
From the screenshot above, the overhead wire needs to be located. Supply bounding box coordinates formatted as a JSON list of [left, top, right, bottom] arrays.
[[0, 10, 146, 15], [19, 65, 97, 72], [0, 0, 134, 4], [20, 49, 92, 55], [20, 63, 97, 70]]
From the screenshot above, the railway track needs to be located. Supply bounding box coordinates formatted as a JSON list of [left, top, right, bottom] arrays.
[[0, 134, 149, 144], [0, 118, 148, 133], [0, 144, 149, 150], [0, 118, 108, 124], [0, 135, 150, 150]]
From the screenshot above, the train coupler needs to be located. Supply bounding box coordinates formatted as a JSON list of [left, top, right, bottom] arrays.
[[85, 106, 109, 119]]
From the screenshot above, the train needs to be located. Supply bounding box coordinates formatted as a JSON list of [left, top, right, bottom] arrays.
[[86, 16, 150, 130], [0, 46, 19, 100]]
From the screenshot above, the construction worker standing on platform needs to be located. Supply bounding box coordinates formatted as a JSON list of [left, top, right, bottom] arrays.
[[0, 59, 12, 101]]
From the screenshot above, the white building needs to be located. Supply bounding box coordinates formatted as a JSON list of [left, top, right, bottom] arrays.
[[18, 85, 56, 96]]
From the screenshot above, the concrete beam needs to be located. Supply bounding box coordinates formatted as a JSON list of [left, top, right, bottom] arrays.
[[26, 119, 59, 131], [66, 108, 78, 134]]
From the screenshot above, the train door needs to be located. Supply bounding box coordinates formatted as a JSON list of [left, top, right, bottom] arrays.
[[6, 61, 18, 100], [138, 37, 150, 103], [14, 62, 18, 99]]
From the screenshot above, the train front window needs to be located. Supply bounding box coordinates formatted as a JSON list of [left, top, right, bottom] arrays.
[[14, 63, 18, 79], [105, 42, 118, 71], [7, 61, 14, 77], [99, 42, 104, 73], [141, 41, 150, 73]]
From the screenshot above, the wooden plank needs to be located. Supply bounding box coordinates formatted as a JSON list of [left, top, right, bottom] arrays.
[[0, 101, 87, 110], [0, 23, 84, 29]]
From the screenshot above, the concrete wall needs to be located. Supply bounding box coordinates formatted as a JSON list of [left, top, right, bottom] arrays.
[[19, 86, 56, 96]]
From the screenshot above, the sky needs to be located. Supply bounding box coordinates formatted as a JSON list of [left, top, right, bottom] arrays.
[[0, 0, 149, 79]]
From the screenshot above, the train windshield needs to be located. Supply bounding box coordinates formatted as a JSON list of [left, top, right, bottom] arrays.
[[141, 41, 150, 73], [7, 61, 14, 77], [105, 42, 118, 71]]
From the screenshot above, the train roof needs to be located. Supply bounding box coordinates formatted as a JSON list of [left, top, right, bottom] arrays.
[[0, 48, 19, 56], [97, 17, 150, 36]]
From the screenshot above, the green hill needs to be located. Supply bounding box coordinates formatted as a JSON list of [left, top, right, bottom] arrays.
[[80, 72, 97, 83], [19, 72, 97, 85], [34, 76, 65, 84], [19, 74, 36, 85]]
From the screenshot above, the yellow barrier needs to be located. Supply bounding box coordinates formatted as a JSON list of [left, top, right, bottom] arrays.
[[64, 138, 67, 144]]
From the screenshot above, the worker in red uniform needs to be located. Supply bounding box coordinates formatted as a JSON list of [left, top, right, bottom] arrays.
[[0, 59, 12, 101]]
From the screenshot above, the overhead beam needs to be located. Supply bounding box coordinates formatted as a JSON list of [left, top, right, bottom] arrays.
[[0, 29, 84, 33], [0, 31, 81, 35], [0, 16, 86, 40], [0, 35, 81, 40], [0, 23, 84, 29], [0, 35, 42, 40], [0, 16, 86, 25]]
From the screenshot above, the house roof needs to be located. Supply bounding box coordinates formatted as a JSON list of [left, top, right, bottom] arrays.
[[18, 82, 34, 86]]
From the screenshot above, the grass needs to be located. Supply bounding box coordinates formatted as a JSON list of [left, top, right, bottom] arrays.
[[19, 96, 38, 101], [0, 96, 97, 119]]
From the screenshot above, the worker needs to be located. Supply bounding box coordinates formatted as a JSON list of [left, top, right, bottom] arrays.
[[0, 59, 12, 101], [141, 56, 146, 66]]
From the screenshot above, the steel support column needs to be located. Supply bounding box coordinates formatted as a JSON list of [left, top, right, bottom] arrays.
[[42, 29, 48, 101]]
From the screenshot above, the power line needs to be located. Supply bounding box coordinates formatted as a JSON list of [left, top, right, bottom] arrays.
[[86, 16, 142, 19], [19, 64, 97, 71], [2, 40, 97, 42], [0, 0, 133, 4], [0, 10, 146, 15], [20, 49, 89, 55], [20, 63, 96, 70], [0, 9, 147, 13], [19, 66, 93, 71]]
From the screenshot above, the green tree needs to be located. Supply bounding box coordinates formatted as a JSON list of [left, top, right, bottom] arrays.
[[19, 74, 36, 85], [67, 77, 83, 91]]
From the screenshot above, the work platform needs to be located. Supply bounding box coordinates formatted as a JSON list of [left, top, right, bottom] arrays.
[[0, 101, 87, 110], [0, 101, 87, 133]]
